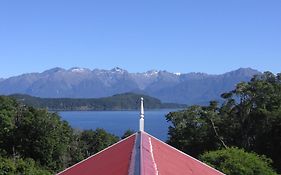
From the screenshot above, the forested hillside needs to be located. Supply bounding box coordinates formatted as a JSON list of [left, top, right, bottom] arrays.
[[9, 93, 185, 111]]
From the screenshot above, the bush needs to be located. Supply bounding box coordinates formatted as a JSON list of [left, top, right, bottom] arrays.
[[0, 157, 51, 175], [199, 147, 277, 175]]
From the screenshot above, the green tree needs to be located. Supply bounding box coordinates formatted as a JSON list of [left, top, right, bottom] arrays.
[[166, 71, 281, 172], [0, 156, 15, 175], [166, 104, 223, 157], [66, 129, 84, 166], [13, 108, 74, 171], [0, 157, 51, 175], [79, 129, 119, 158], [0, 96, 123, 173], [0, 96, 18, 157], [0, 96, 76, 172], [121, 129, 135, 139], [219, 72, 281, 170], [200, 147, 277, 175]]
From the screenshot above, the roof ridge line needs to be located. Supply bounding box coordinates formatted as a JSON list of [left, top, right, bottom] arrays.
[[128, 132, 139, 175], [140, 131, 144, 175], [57, 132, 138, 175], [140, 131, 159, 175], [148, 137, 159, 175]]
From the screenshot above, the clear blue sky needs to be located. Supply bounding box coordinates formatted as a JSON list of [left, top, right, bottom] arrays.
[[0, 0, 280, 78]]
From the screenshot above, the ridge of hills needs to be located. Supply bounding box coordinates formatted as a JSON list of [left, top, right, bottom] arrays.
[[0, 67, 261, 104], [9, 93, 185, 111]]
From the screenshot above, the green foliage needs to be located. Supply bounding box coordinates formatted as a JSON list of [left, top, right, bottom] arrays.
[[10, 93, 185, 111], [0, 96, 18, 152], [0, 157, 51, 175], [121, 129, 135, 139], [167, 71, 281, 173], [200, 147, 277, 175], [0, 96, 120, 173], [79, 129, 119, 158], [166, 105, 220, 156], [0, 96, 75, 172], [0, 157, 15, 175], [13, 109, 74, 171]]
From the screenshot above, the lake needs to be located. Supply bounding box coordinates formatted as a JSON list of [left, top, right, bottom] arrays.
[[59, 109, 178, 141]]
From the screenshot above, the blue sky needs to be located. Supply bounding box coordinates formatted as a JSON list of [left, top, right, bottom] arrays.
[[0, 0, 280, 78]]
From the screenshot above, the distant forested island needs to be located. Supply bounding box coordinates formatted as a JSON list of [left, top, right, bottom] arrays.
[[9, 93, 186, 111]]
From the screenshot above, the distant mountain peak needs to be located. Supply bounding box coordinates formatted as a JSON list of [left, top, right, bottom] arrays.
[[111, 67, 126, 73], [236, 67, 259, 72], [42, 67, 65, 74], [145, 70, 159, 76], [223, 67, 260, 77], [69, 67, 90, 73], [173, 72, 181, 76]]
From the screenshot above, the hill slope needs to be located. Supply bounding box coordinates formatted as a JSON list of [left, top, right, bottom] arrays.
[[9, 93, 185, 111]]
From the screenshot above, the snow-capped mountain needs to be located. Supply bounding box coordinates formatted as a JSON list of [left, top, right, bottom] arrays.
[[0, 67, 261, 104]]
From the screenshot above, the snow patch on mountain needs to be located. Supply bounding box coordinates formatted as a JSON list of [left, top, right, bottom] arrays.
[[111, 67, 126, 74], [144, 70, 159, 77], [69, 67, 89, 73]]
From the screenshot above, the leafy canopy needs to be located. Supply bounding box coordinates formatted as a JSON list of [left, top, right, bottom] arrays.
[[0, 96, 120, 173], [200, 147, 277, 175]]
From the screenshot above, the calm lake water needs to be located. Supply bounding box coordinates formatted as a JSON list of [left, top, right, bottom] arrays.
[[59, 109, 178, 141]]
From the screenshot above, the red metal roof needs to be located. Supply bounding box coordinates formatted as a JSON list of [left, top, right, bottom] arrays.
[[58, 134, 136, 175], [144, 132, 224, 175], [58, 132, 224, 175]]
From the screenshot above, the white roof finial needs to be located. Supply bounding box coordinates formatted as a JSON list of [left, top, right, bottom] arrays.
[[139, 97, 144, 132]]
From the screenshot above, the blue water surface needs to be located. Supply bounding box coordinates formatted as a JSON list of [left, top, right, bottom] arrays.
[[59, 109, 178, 141]]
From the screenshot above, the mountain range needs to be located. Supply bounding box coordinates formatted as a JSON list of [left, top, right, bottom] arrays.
[[0, 67, 261, 104]]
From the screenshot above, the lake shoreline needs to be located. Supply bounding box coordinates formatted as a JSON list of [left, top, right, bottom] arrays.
[[59, 110, 175, 141], [51, 108, 183, 112]]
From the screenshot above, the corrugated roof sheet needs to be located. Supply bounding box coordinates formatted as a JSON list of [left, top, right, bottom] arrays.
[[58, 134, 136, 175], [58, 132, 224, 175], [145, 132, 224, 175]]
